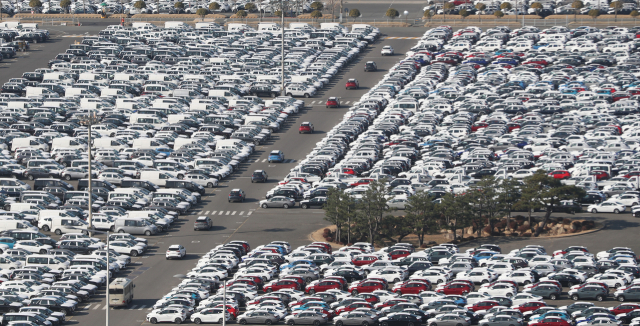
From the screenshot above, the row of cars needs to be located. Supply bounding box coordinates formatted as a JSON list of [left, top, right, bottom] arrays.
[[260, 24, 640, 215], [148, 238, 640, 326]]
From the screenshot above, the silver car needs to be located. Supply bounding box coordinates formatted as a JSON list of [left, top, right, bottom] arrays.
[[260, 196, 295, 209], [427, 313, 471, 326], [61, 167, 89, 180], [334, 312, 378, 326], [238, 310, 280, 325]]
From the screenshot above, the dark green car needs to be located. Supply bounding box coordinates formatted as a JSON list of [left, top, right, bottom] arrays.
[[615, 287, 640, 302], [529, 284, 562, 300], [569, 285, 607, 301], [561, 302, 595, 315]]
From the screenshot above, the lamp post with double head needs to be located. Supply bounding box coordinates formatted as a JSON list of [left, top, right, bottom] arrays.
[[79, 112, 100, 235]]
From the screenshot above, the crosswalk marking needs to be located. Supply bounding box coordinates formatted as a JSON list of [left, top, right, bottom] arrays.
[[311, 101, 316, 104], [84, 304, 92, 310], [225, 211, 230, 215], [102, 305, 107, 310], [247, 211, 253, 216], [211, 211, 217, 215], [139, 305, 147, 310], [205, 211, 210, 215], [239, 211, 245, 215], [261, 159, 267, 163], [231, 211, 236, 215], [218, 211, 223, 215], [93, 305, 100, 310], [131, 305, 138, 310], [344, 101, 350, 104]]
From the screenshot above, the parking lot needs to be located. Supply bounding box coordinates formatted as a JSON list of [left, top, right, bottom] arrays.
[[2, 13, 640, 326]]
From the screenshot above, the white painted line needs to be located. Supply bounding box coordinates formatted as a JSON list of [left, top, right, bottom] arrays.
[[247, 211, 253, 216], [210, 211, 217, 215], [219, 211, 223, 215], [93, 305, 101, 310], [261, 159, 267, 163], [225, 211, 230, 215], [84, 304, 92, 310], [102, 305, 107, 310], [231, 211, 237, 215], [138, 305, 147, 310], [205, 211, 210, 215], [239, 211, 245, 215], [131, 305, 138, 310]]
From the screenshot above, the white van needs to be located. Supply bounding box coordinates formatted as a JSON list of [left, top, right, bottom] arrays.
[[26, 254, 70, 270], [51, 137, 87, 151], [139, 171, 176, 187], [41, 217, 91, 235], [131, 139, 164, 150], [11, 137, 49, 152], [93, 138, 129, 150], [0, 220, 38, 232]]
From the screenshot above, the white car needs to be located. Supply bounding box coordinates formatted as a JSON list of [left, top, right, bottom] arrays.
[[411, 270, 449, 284], [587, 274, 627, 288], [286, 85, 316, 98], [610, 195, 640, 207], [110, 241, 145, 257], [490, 263, 515, 275], [498, 271, 535, 285], [190, 308, 231, 324], [458, 270, 497, 284], [166, 244, 186, 260], [587, 202, 626, 213], [479, 283, 517, 297], [0, 255, 22, 270], [381, 46, 395, 56], [185, 174, 219, 188], [367, 268, 408, 283], [147, 307, 188, 324], [14, 240, 52, 254], [510, 293, 543, 306]]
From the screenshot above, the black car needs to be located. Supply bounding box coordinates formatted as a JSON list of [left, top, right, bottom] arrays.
[[228, 189, 246, 203], [365, 61, 378, 72], [249, 85, 279, 97], [332, 270, 364, 282], [23, 168, 54, 181], [547, 273, 581, 287], [379, 312, 421, 326], [251, 170, 268, 183], [56, 240, 92, 254], [300, 197, 327, 209], [29, 297, 74, 314], [0, 298, 22, 313]]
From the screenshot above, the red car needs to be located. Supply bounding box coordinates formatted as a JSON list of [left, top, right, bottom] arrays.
[[469, 300, 500, 312], [348, 280, 385, 295], [389, 249, 411, 260], [345, 79, 360, 90], [299, 122, 314, 134], [514, 301, 547, 313], [548, 170, 571, 179], [264, 279, 300, 292], [374, 298, 410, 309], [436, 283, 472, 295], [393, 281, 430, 295], [589, 170, 609, 180], [214, 304, 238, 319], [326, 97, 340, 108], [352, 255, 378, 266], [472, 122, 488, 132], [350, 178, 374, 187], [335, 302, 373, 315], [610, 304, 640, 315], [355, 293, 380, 304], [281, 276, 306, 289], [305, 280, 342, 294], [529, 317, 571, 326], [323, 276, 347, 288]]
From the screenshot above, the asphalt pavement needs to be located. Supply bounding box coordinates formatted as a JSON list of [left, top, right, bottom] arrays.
[[10, 24, 640, 326]]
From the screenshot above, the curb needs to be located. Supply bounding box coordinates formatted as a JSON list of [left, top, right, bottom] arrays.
[[308, 222, 606, 249]]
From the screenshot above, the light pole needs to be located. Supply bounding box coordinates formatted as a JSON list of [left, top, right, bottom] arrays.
[[281, 0, 285, 97], [79, 112, 99, 235], [174, 274, 226, 325], [403, 10, 408, 24], [74, 227, 109, 325]]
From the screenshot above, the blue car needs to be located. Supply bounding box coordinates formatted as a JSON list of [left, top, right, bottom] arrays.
[[473, 251, 498, 262], [444, 295, 467, 306], [264, 244, 286, 255], [292, 301, 331, 311], [530, 311, 572, 323], [0, 237, 15, 249], [280, 259, 316, 271], [268, 150, 285, 163]]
